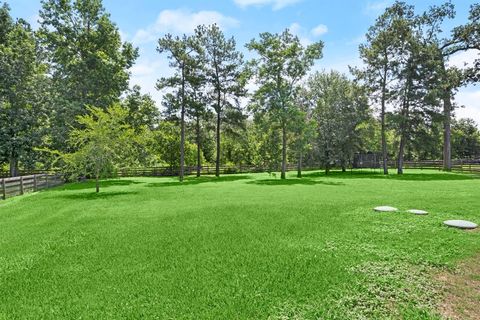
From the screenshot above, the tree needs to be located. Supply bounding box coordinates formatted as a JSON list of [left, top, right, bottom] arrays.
[[64, 104, 136, 192], [152, 120, 197, 172], [38, 0, 138, 150], [157, 33, 202, 182], [356, 2, 409, 175], [121, 85, 159, 166], [291, 88, 316, 177], [187, 89, 209, 177], [386, 3, 422, 174], [122, 85, 159, 131], [416, 2, 480, 170], [253, 113, 283, 173], [197, 24, 246, 177], [0, 3, 47, 176], [247, 29, 323, 179], [308, 71, 370, 174], [451, 118, 480, 159]]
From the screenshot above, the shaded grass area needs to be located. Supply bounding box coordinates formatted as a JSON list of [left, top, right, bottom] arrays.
[[0, 170, 479, 319]]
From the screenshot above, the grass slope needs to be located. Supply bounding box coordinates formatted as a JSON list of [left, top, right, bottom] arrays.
[[0, 170, 479, 319]]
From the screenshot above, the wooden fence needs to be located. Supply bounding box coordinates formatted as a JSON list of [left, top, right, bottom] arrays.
[[1, 173, 64, 200], [115, 164, 321, 177], [355, 159, 480, 174], [396, 159, 480, 174]]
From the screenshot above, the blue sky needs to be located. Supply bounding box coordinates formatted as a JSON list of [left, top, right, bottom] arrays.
[[7, 0, 480, 124]]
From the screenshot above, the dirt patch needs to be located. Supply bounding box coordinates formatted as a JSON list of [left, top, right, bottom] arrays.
[[437, 254, 480, 320]]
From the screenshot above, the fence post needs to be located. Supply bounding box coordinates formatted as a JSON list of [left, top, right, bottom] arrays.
[[33, 174, 37, 191], [20, 176, 24, 195], [1, 178, 5, 200]]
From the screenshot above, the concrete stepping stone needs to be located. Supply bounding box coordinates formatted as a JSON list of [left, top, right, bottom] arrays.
[[444, 220, 478, 229], [407, 209, 428, 215], [373, 206, 398, 212]]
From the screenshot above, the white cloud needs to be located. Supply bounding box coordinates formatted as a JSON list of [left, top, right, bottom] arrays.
[[129, 56, 173, 109], [132, 9, 239, 44], [454, 88, 480, 125], [446, 50, 480, 125], [118, 29, 129, 42], [234, 0, 301, 10], [311, 24, 328, 37], [288, 22, 312, 46], [363, 0, 391, 15], [447, 49, 479, 69], [288, 22, 327, 46]]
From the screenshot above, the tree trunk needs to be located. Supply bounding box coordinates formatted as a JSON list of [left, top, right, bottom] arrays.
[[281, 122, 287, 179], [9, 156, 18, 177], [380, 65, 389, 175], [297, 151, 302, 178], [196, 115, 201, 177], [215, 111, 221, 177], [95, 174, 99, 193], [180, 105, 185, 181], [325, 148, 330, 175], [397, 135, 406, 175], [380, 88, 388, 174], [179, 74, 186, 182], [397, 84, 410, 175], [443, 91, 452, 171], [215, 93, 221, 178]]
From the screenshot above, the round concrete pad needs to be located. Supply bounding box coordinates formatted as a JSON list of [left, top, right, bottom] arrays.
[[444, 220, 478, 229], [407, 209, 428, 215], [373, 206, 398, 212]]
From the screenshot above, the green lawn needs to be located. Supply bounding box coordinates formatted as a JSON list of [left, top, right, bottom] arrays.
[[1, 170, 479, 319]]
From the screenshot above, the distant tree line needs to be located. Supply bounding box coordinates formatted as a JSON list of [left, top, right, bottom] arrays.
[[1, 0, 480, 186]]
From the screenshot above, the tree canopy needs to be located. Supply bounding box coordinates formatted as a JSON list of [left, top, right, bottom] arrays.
[[1, 0, 479, 182]]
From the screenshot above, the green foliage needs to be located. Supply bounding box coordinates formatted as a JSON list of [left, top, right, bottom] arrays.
[[307, 71, 370, 171], [151, 121, 196, 168], [247, 28, 323, 178], [38, 0, 138, 150], [451, 118, 480, 159], [62, 104, 136, 191], [122, 85, 159, 131], [0, 3, 47, 176], [196, 24, 247, 176], [1, 0, 480, 179]]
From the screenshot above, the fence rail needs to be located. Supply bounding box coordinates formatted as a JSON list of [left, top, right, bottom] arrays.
[[115, 164, 319, 177], [0, 173, 64, 200], [354, 159, 480, 174], [400, 159, 480, 174]]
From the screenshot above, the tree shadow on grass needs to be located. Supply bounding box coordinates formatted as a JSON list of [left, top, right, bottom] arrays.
[[301, 170, 477, 181], [145, 175, 251, 188], [58, 191, 139, 200], [61, 179, 144, 191]]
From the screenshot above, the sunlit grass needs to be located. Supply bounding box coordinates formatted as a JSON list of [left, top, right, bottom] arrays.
[[0, 170, 479, 319]]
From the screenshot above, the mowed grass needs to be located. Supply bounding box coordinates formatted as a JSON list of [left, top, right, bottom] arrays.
[[1, 170, 480, 319]]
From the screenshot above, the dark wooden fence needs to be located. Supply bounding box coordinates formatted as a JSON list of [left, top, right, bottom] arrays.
[[391, 159, 480, 174], [115, 164, 318, 177], [1, 173, 64, 200], [353, 159, 480, 174]]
